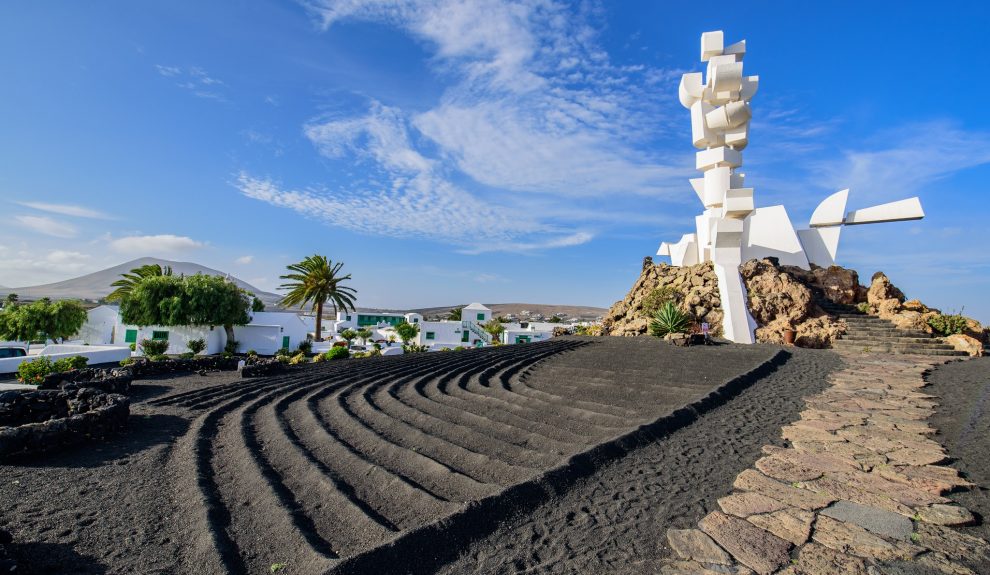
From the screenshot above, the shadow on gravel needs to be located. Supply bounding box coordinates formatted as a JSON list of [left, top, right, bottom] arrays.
[[9, 413, 189, 469], [10, 541, 106, 574]]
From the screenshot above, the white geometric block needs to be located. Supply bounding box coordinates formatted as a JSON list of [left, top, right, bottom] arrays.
[[724, 39, 746, 59], [845, 197, 925, 225], [703, 167, 731, 207], [695, 211, 715, 260], [797, 227, 842, 268], [741, 205, 810, 268], [696, 146, 742, 170], [724, 124, 748, 149], [690, 178, 705, 205], [705, 106, 730, 131], [730, 172, 745, 188], [712, 217, 744, 248], [701, 31, 723, 61], [740, 75, 759, 100], [711, 62, 743, 94], [713, 262, 757, 344], [669, 233, 699, 266], [723, 188, 754, 219], [679, 72, 704, 108], [657, 242, 672, 256], [724, 101, 751, 127], [690, 101, 717, 148], [809, 189, 849, 227]]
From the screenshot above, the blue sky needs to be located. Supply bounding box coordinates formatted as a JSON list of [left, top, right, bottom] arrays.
[[1, 1, 989, 321]]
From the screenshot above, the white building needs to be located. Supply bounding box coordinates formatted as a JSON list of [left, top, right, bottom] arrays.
[[234, 311, 312, 355], [499, 321, 561, 345]]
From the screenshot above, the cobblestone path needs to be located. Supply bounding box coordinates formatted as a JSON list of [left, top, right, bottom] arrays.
[[661, 353, 990, 575]]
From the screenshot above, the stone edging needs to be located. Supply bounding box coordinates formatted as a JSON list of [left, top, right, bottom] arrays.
[[0, 388, 130, 460], [661, 353, 990, 574]]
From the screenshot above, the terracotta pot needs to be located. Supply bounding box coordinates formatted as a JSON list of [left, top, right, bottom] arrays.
[[783, 329, 797, 345]]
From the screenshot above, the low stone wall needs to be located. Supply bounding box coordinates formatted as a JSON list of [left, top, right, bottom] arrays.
[[240, 357, 285, 378], [39, 366, 134, 394], [129, 356, 241, 377], [0, 388, 130, 460]]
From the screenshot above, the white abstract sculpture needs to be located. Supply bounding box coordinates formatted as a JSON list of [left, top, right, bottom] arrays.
[[658, 31, 925, 343]]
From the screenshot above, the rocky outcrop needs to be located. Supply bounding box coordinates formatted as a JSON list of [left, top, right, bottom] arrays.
[[604, 258, 843, 347], [740, 259, 843, 348], [602, 259, 723, 337], [946, 334, 984, 357]]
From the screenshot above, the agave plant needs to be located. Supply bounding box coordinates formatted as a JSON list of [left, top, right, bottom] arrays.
[[649, 301, 691, 338]]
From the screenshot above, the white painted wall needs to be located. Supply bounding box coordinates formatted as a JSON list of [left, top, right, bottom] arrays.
[[0, 344, 131, 374], [75, 305, 119, 346]]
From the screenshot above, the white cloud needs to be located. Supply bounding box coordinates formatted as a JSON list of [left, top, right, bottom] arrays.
[[109, 234, 206, 254], [45, 250, 91, 265], [156, 65, 227, 101], [235, 255, 254, 265], [814, 121, 990, 203], [156, 64, 181, 77], [14, 215, 77, 238], [16, 201, 112, 219]]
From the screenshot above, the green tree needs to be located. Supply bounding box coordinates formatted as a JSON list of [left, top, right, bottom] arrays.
[[356, 328, 373, 346], [0, 298, 86, 343], [2, 293, 17, 309], [395, 321, 419, 345], [339, 328, 358, 346], [251, 296, 266, 312], [119, 274, 250, 349], [482, 319, 505, 340], [279, 255, 356, 342], [107, 264, 173, 302], [447, 307, 462, 321]]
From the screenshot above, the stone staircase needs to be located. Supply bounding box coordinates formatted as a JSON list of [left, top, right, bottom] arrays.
[[820, 300, 968, 357]]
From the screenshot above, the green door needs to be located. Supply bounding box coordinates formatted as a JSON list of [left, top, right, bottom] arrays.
[[516, 335, 531, 344], [282, 336, 290, 349], [124, 329, 138, 344]]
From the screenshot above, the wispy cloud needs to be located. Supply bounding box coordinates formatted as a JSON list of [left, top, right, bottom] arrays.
[[109, 234, 206, 254], [16, 201, 112, 219], [235, 255, 254, 264], [156, 64, 227, 101], [235, 0, 687, 252], [14, 215, 77, 238]]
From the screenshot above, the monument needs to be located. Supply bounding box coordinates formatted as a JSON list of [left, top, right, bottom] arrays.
[[658, 30, 925, 343]]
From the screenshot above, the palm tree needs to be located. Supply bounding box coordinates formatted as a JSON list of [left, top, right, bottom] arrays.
[[107, 264, 172, 302], [448, 307, 462, 321], [280, 255, 356, 342], [356, 328, 373, 346]]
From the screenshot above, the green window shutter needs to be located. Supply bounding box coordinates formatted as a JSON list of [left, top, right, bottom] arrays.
[[426, 332, 435, 340], [477, 313, 485, 321], [282, 336, 290, 349], [124, 329, 138, 343], [152, 331, 169, 341], [461, 331, 469, 342]]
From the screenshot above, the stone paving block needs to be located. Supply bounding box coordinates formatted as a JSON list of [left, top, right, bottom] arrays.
[[658, 559, 754, 574], [871, 464, 971, 495], [666, 528, 733, 565], [732, 468, 833, 510], [746, 507, 813, 546], [819, 500, 913, 541], [910, 552, 978, 575], [790, 440, 885, 470], [886, 447, 947, 466], [915, 504, 975, 526], [793, 419, 849, 432], [699, 511, 792, 575], [718, 492, 788, 518], [829, 469, 950, 508], [782, 425, 844, 443], [914, 522, 990, 564], [791, 542, 868, 575], [811, 515, 923, 561], [764, 446, 860, 475], [754, 454, 822, 483]]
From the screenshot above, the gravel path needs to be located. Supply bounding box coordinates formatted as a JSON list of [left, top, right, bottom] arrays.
[[928, 356, 990, 574], [437, 347, 841, 574]]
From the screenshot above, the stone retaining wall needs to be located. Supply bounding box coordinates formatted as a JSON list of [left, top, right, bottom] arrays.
[[0, 388, 130, 460]]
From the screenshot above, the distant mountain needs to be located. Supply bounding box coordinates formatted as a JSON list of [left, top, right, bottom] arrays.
[[406, 303, 606, 321], [0, 257, 283, 305]]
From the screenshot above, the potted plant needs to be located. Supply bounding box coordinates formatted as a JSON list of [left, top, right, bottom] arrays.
[[783, 327, 797, 345]]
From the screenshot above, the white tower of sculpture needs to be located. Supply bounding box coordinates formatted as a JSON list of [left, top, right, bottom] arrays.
[[658, 31, 925, 344]]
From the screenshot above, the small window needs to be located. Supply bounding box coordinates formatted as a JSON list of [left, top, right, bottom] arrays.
[[152, 331, 169, 341], [413, 318, 419, 323], [426, 332, 435, 340], [124, 329, 138, 343], [346, 315, 352, 321], [476, 313, 485, 321]]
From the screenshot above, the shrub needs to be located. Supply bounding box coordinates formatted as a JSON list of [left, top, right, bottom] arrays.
[[140, 338, 169, 357], [324, 346, 349, 361], [856, 302, 870, 314], [149, 354, 167, 362], [17, 356, 54, 384], [52, 355, 88, 372], [222, 351, 234, 359], [120, 358, 135, 367], [180, 352, 195, 359], [224, 339, 239, 354], [275, 347, 291, 357], [187, 338, 206, 355], [650, 301, 691, 338], [454, 346, 466, 351], [402, 344, 430, 353], [312, 353, 327, 363], [289, 352, 307, 365], [297, 340, 313, 355], [247, 349, 258, 358], [129, 343, 136, 352], [928, 312, 968, 336], [641, 286, 679, 317]]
